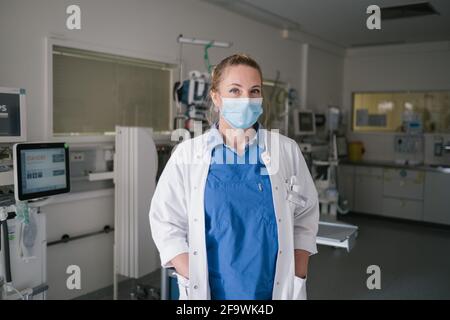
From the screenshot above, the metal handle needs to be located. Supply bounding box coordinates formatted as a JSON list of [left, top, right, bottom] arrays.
[[47, 225, 114, 247]]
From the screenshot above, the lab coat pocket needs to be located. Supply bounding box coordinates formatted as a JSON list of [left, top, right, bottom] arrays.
[[293, 276, 307, 300], [286, 188, 308, 218], [175, 273, 190, 300]]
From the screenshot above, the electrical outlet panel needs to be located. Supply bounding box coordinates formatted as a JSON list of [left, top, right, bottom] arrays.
[[70, 152, 85, 162]]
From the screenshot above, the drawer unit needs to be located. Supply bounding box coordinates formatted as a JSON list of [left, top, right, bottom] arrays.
[[382, 197, 423, 221], [383, 168, 424, 200], [340, 163, 450, 226]]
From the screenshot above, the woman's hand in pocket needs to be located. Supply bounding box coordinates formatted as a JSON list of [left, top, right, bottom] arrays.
[[171, 252, 189, 279]]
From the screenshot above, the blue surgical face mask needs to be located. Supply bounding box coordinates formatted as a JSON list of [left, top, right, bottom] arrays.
[[220, 97, 263, 129]]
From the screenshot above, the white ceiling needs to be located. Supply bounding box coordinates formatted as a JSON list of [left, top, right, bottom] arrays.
[[204, 0, 450, 47]]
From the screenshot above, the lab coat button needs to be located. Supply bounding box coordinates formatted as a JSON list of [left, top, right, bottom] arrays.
[[193, 250, 198, 255], [276, 282, 280, 286], [193, 285, 198, 289]]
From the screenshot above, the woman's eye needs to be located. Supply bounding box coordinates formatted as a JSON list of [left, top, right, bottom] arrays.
[[251, 89, 261, 94], [229, 88, 240, 94]]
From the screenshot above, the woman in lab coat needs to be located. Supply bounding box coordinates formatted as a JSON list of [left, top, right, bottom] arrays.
[[149, 54, 319, 300]]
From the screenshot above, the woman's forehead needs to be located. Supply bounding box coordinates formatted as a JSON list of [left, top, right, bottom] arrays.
[[221, 65, 262, 86]]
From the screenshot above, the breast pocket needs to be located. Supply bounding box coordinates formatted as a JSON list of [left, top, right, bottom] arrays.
[[285, 182, 308, 218]]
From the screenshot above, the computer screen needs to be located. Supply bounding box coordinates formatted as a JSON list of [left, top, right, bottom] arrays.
[[0, 87, 27, 142], [14, 143, 70, 201], [294, 110, 316, 136]]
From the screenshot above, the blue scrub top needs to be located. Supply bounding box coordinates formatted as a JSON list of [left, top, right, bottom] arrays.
[[204, 124, 278, 300]]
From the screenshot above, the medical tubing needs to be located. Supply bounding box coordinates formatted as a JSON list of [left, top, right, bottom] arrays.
[[204, 42, 214, 74]]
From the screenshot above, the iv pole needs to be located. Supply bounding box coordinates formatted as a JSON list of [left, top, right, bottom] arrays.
[[176, 34, 232, 80], [173, 35, 233, 131]]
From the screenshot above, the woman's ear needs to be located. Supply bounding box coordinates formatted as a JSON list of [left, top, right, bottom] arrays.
[[211, 90, 221, 110]]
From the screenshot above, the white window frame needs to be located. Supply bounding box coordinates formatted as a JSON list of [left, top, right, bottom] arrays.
[[45, 37, 176, 144]]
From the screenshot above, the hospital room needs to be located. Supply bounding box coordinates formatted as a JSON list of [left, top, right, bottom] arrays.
[[1, 0, 450, 304]]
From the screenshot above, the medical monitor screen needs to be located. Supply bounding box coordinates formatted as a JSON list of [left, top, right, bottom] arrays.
[[298, 112, 315, 133], [0, 92, 21, 137], [15, 143, 70, 201]]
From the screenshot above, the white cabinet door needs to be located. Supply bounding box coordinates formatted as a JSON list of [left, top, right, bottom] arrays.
[[382, 197, 423, 221], [337, 165, 355, 210], [424, 172, 450, 225], [354, 166, 383, 215]]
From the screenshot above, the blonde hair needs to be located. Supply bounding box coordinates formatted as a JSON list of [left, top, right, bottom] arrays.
[[210, 53, 263, 93]]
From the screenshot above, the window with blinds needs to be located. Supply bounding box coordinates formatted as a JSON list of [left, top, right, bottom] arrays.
[[261, 80, 288, 130], [52, 46, 175, 136]]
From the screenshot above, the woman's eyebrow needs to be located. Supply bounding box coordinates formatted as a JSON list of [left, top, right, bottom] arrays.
[[227, 83, 261, 88]]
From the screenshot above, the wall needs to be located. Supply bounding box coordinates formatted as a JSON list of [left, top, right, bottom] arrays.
[[285, 44, 344, 138], [0, 0, 314, 299], [307, 46, 344, 113], [343, 41, 450, 162], [45, 194, 114, 300]]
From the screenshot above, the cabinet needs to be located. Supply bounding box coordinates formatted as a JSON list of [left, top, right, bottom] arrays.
[[383, 169, 424, 200], [424, 172, 450, 225], [381, 197, 423, 221], [337, 163, 450, 225], [381, 168, 424, 221], [353, 166, 383, 215], [337, 165, 355, 210]]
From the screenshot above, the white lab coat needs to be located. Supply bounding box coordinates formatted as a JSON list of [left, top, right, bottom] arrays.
[[149, 128, 319, 300]]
